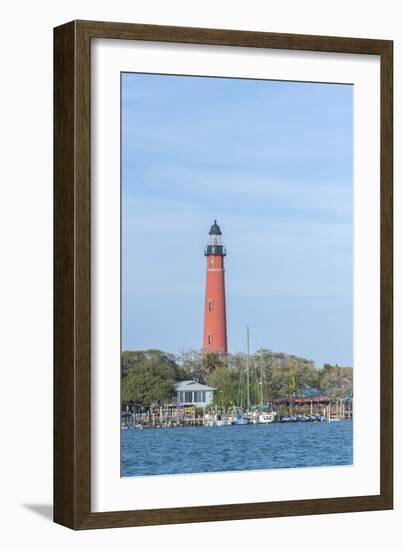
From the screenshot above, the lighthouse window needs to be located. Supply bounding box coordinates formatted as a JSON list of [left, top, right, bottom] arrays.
[[208, 300, 214, 311], [208, 333, 213, 345], [210, 257, 214, 266]]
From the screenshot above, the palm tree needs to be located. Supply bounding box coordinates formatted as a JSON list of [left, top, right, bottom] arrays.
[[284, 372, 298, 414]]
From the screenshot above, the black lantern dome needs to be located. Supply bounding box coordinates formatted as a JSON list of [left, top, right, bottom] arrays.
[[209, 220, 222, 236]]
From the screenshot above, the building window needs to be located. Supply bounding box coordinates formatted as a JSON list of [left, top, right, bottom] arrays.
[[210, 257, 214, 266], [184, 391, 193, 403], [194, 391, 201, 403], [208, 299, 214, 311], [208, 333, 213, 345]]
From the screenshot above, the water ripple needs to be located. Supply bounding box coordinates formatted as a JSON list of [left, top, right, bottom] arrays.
[[121, 421, 353, 477]]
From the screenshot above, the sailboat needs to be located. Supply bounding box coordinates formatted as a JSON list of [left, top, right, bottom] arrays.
[[233, 327, 251, 425], [232, 408, 249, 425]]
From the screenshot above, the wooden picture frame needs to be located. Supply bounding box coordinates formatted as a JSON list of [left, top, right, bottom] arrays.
[[54, 20, 393, 529]]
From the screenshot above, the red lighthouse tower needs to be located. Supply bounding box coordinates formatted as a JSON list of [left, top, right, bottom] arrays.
[[203, 221, 228, 353]]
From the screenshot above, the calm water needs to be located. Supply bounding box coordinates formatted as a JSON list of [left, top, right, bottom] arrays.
[[121, 421, 353, 477]]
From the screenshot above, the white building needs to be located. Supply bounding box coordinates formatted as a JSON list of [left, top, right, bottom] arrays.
[[173, 380, 216, 408]]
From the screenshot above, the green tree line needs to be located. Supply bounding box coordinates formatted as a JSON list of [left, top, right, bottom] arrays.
[[121, 349, 353, 407]]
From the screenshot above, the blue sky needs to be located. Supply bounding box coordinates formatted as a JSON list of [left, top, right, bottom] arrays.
[[121, 73, 353, 367]]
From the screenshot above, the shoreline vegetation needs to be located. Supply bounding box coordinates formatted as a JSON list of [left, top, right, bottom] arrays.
[[121, 349, 353, 428]]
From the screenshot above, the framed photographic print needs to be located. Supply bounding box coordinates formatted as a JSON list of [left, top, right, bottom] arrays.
[[54, 20, 393, 529]]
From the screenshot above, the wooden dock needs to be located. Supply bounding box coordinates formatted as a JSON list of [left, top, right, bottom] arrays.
[[122, 399, 353, 429]]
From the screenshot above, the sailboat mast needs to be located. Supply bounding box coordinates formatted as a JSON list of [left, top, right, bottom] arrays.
[[246, 326, 250, 411], [260, 349, 264, 407]]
